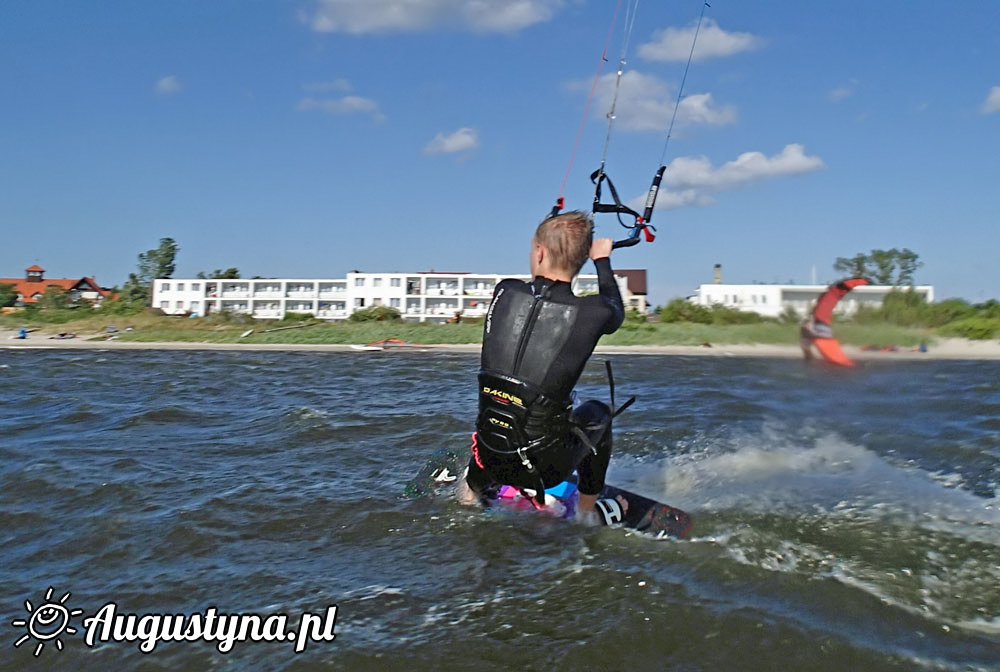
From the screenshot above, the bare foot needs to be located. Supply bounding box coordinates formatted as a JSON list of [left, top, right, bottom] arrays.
[[576, 494, 629, 525]]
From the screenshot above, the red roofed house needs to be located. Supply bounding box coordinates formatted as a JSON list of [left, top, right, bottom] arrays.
[[0, 265, 111, 307], [614, 269, 648, 313]]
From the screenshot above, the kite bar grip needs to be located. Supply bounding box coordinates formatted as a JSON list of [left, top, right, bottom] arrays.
[[641, 166, 666, 224], [612, 232, 641, 249]]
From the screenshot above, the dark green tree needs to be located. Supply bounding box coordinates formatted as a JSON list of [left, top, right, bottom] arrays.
[[868, 248, 898, 284], [832, 248, 922, 285], [138, 238, 179, 281], [197, 268, 241, 279], [39, 286, 70, 310], [0, 283, 17, 308], [832, 253, 869, 278], [895, 248, 923, 286], [120, 237, 180, 308]]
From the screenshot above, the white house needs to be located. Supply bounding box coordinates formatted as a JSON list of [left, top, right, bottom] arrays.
[[151, 269, 646, 322], [689, 282, 935, 319]]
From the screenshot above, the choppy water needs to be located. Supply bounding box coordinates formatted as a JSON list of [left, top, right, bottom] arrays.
[[0, 349, 998, 671]]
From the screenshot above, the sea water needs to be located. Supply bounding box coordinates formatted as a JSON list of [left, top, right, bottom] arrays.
[[0, 349, 997, 671]]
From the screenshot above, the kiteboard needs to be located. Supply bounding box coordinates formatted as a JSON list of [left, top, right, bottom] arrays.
[[404, 446, 692, 540], [350, 338, 435, 351]]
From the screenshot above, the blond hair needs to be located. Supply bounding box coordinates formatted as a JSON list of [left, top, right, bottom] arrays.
[[534, 211, 593, 276]]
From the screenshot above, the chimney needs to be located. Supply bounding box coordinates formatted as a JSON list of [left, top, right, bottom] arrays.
[[713, 264, 722, 284]]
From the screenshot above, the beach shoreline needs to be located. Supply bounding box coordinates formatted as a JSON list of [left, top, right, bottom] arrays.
[[3, 329, 999, 359]]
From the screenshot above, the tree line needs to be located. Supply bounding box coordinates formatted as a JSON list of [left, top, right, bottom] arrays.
[[833, 248, 922, 286]]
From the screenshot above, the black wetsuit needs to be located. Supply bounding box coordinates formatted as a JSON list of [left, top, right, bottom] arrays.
[[466, 257, 624, 503]]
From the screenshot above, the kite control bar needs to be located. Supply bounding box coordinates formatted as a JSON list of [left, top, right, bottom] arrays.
[[548, 166, 662, 249], [592, 166, 663, 249]]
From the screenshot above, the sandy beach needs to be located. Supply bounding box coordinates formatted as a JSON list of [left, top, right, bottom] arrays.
[[3, 328, 999, 360]]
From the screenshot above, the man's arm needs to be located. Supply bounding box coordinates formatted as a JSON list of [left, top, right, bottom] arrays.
[[591, 238, 624, 333]]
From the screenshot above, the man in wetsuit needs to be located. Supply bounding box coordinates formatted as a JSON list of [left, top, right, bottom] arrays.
[[456, 211, 628, 525], [799, 316, 834, 361]]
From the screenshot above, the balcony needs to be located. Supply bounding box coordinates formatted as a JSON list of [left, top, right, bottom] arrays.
[[253, 310, 282, 318]]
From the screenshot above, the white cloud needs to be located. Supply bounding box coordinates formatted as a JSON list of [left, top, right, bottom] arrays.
[[155, 75, 181, 95], [829, 87, 852, 102], [628, 144, 825, 211], [982, 86, 1000, 115], [665, 143, 824, 190], [638, 18, 763, 62], [306, 0, 563, 34], [423, 127, 479, 155], [297, 95, 386, 121], [303, 78, 353, 93], [584, 70, 736, 133]]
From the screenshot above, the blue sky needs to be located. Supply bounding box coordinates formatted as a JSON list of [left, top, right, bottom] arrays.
[[2, 0, 998, 304]]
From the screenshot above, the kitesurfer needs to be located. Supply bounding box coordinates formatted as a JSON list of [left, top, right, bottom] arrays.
[[456, 211, 629, 526], [799, 316, 833, 361]]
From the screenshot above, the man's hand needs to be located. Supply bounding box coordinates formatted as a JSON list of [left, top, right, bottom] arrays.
[[590, 238, 613, 260]]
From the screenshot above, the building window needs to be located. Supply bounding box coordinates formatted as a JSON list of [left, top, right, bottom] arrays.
[[761, 296, 767, 304], [191, 301, 200, 312], [354, 278, 365, 287], [354, 298, 365, 308], [175, 301, 184, 309], [160, 301, 169, 309], [161, 283, 170, 292], [390, 278, 401, 288], [373, 278, 383, 287], [390, 298, 401, 308], [177, 282, 185, 291], [192, 283, 200, 291]]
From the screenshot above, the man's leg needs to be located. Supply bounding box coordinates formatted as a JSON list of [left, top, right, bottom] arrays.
[[571, 400, 627, 520], [457, 434, 499, 506]]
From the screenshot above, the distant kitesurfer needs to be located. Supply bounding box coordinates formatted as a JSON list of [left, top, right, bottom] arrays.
[[799, 315, 833, 360], [456, 211, 629, 525], [799, 316, 833, 361]]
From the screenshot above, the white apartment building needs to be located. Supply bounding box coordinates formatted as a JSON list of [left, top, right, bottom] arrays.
[[689, 282, 935, 319], [151, 270, 647, 322]]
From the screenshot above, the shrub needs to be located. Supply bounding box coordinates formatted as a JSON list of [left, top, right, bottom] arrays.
[[658, 298, 713, 324], [349, 306, 402, 322], [778, 305, 801, 324], [975, 299, 1000, 319], [877, 288, 929, 326], [709, 304, 768, 325], [99, 296, 147, 316], [280, 311, 317, 322], [938, 317, 1000, 340], [923, 298, 976, 328]]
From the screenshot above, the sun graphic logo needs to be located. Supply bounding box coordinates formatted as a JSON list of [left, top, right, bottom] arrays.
[[11, 587, 84, 657]]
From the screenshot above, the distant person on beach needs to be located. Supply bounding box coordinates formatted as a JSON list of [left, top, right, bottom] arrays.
[[455, 211, 629, 525], [799, 316, 833, 361]]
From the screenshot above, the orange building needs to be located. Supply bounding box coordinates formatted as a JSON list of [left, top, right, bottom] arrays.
[[0, 265, 111, 307]]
